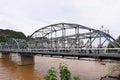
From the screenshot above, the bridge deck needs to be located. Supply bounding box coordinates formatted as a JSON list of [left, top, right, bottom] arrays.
[[0, 48, 120, 60]]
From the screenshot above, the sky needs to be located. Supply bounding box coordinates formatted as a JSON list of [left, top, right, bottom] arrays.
[[0, 0, 120, 38]]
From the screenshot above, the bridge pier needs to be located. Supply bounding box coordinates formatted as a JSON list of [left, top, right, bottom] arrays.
[[0, 53, 10, 59], [16, 54, 34, 66]]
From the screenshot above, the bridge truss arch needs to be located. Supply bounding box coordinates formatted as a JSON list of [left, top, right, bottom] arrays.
[[28, 23, 120, 49], [6, 38, 28, 49]]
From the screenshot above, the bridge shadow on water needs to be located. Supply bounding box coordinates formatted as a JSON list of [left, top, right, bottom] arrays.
[[39, 54, 120, 64]]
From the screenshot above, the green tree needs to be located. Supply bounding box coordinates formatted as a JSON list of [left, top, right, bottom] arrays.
[[108, 35, 120, 48], [45, 63, 80, 80], [59, 63, 71, 80], [45, 67, 57, 80], [116, 36, 120, 44], [0, 29, 26, 42], [0, 36, 7, 42], [73, 76, 80, 80]]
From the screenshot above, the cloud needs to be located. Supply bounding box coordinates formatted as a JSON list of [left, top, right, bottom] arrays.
[[0, 0, 120, 38]]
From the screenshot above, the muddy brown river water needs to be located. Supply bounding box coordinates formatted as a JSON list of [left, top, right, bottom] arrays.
[[0, 54, 120, 80]]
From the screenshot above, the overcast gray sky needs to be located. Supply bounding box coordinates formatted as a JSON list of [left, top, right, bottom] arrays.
[[0, 0, 120, 38]]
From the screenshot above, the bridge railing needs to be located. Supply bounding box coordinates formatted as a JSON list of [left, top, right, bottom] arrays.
[[0, 48, 120, 55]]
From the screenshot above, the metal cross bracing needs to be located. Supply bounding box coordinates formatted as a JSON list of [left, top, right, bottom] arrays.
[[0, 23, 120, 60], [0, 23, 120, 50], [28, 23, 120, 49], [0, 38, 28, 50]]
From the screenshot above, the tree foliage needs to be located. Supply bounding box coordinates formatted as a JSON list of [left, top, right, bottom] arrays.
[[108, 35, 120, 48], [73, 76, 80, 80], [0, 29, 26, 42], [116, 36, 120, 44], [59, 63, 71, 80], [45, 63, 80, 80], [45, 67, 57, 80]]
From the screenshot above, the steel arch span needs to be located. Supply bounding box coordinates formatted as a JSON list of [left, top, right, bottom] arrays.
[[28, 23, 120, 49]]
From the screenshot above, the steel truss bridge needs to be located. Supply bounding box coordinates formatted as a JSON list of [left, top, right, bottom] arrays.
[[0, 23, 120, 60]]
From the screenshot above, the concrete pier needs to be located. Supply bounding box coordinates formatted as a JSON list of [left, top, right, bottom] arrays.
[[0, 53, 10, 59], [16, 54, 34, 66]]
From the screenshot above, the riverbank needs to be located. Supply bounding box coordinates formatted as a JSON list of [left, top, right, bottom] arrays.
[[100, 65, 120, 80], [100, 71, 120, 80]]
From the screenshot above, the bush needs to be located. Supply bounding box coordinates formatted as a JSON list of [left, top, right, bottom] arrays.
[[45, 63, 80, 80], [45, 67, 57, 80], [59, 63, 71, 80], [73, 76, 80, 80]]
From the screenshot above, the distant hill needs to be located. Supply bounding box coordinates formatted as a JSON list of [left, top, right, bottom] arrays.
[[0, 29, 26, 42]]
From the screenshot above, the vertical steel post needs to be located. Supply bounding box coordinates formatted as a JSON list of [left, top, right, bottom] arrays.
[[77, 26, 79, 48], [48, 34, 50, 48], [75, 26, 79, 48], [42, 30, 44, 48], [99, 33, 101, 48], [89, 29, 92, 48], [62, 28, 66, 48], [75, 27, 77, 48], [51, 26, 53, 48], [0, 43, 2, 49], [54, 30, 57, 49]]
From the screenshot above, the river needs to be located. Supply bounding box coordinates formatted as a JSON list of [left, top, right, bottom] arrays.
[[0, 54, 120, 80]]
